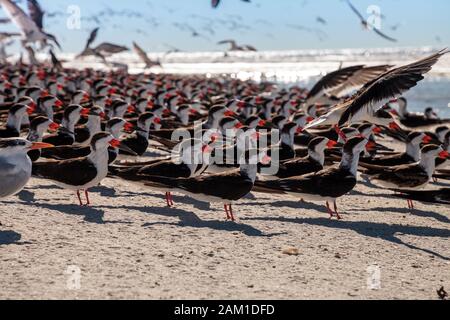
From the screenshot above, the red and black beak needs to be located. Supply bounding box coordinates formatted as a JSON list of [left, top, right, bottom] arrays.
[[49, 122, 60, 132]]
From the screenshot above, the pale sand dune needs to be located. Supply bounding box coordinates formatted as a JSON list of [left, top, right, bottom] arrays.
[[1, 170, 449, 300]]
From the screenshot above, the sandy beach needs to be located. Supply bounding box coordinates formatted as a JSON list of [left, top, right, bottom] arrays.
[[1, 141, 449, 300]]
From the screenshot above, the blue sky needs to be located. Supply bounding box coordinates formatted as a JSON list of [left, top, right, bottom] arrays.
[[1, 0, 449, 52]]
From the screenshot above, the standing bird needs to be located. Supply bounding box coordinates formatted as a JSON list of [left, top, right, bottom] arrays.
[[32, 132, 122, 206], [0, 138, 53, 199], [253, 136, 369, 219]]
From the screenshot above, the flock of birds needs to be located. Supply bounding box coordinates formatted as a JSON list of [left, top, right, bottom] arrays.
[[1, 46, 450, 222], [0, 0, 423, 64]]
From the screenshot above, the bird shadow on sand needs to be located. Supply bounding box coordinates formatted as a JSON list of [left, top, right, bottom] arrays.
[[348, 190, 394, 198], [238, 199, 326, 213], [102, 204, 282, 237], [4, 201, 106, 224], [0, 230, 22, 246], [117, 190, 213, 211], [242, 216, 450, 260], [355, 206, 450, 224], [89, 185, 117, 198], [17, 190, 36, 203]]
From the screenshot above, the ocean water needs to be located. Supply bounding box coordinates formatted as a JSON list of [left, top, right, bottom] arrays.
[[54, 46, 450, 118]]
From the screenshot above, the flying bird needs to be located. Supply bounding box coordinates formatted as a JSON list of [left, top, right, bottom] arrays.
[[132, 41, 161, 69], [345, 0, 397, 42], [211, 0, 251, 9], [0, 0, 61, 49], [217, 39, 257, 52], [76, 28, 129, 62]]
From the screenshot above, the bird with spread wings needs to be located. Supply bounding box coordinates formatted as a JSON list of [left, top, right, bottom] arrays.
[[0, 0, 61, 50], [76, 28, 129, 63], [133, 42, 161, 69], [345, 0, 397, 43]]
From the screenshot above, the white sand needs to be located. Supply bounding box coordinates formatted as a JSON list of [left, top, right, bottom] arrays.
[[1, 169, 449, 300]]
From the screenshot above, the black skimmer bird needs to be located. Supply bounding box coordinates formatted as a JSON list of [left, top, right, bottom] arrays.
[[148, 105, 235, 140], [40, 118, 134, 163], [27, 116, 59, 162], [306, 50, 448, 130], [75, 106, 105, 145], [0, 103, 35, 138], [32, 132, 122, 206], [119, 113, 160, 157], [217, 40, 257, 52], [42, 104, 83, 146], [361, 145, 448, 209], [359, 132, 431, 167], [0, 0, 61, 49], [390, 97, 450, 128], [133, 41, 161, 69], [259, 137, 337, 180], [345, 0, 397, 42], [34, 95, 64, 121], [142, 150, 271, 221], [109, 139, 214, 207], [436, 131, 450, 170], [253, 136, 369, 219], [0, 138, 53, 199]]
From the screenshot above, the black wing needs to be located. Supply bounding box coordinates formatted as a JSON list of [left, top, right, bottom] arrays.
[[372, 26, 397, 42], [27, 0, 44, 29], [49, 49, 63, 70], [138, 161, 192, 179], [45, 32, 61, 49], [32, 159, 97, 187], [345, 0, 365, 22], [307, 65, 365, 99], [85, 27, 99, 49], [339, 49, 449, 126], [211, 0, 220, 8]]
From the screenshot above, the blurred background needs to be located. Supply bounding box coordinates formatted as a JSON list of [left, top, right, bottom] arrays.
[[1, 0, 450, 114]]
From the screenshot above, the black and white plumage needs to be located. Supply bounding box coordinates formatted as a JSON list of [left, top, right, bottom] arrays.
[[141, 150, 270, 220], [0, 0, 61, 49], [33, 132, 120, 205], [133, 41, 161, 69], [345, 0, 397, 42], [119, 113, 160, 157], [0, 103, 34, 138], [42, 104, 82, 146], [253, 136, 368, 219], [27, 116, 58, 161], [360, 145, 448, 208], [338, 50, 448, 127]]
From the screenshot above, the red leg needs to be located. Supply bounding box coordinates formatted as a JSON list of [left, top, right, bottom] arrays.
[[326, 202, 334, 219], [76, 190, 83, 206], [165, 192, 172, 207], [410, 199, 414, 210], [84, 190, 91, 206], [229, 204, 235, 222], [333, 201, 342, 220], [168, 192, 174, 206], [224, 204, 231, 220]]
